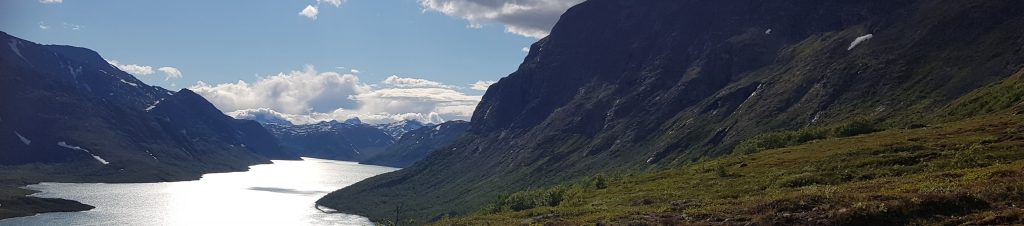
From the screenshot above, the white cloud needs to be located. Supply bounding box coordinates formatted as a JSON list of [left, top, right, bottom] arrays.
[[521, 47, 530, 53], [195, 66, 481, 124], [354, 87, 480, 121], [39, 0, 62, 4], [299, 5, 319, 19], [299, 0, 345, 20], [107, 59, 183, 81], [158, 67, 183, 81], [418, 0, 584, 38], [382, 75, 453, 88], [62, 22, 81, 31], [107, 60, 155, 76], [470, 80, 496, 91], [38, 22, 49, 30], [350, 69, 360, 74], [317, 0, 344, 7], [191, 65, 367, 114]]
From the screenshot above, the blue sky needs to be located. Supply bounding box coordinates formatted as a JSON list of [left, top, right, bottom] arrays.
[[0, 0, 581, 124]]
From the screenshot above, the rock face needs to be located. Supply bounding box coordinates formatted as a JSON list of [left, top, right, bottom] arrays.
[[363, 121, 469, 168], [0, 31, 297, 183], [318, 0, 1024, 223], [262, 121, 395, 161]]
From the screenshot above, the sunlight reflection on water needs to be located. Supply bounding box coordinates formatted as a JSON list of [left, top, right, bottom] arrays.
[[0, 158, 396, 226]]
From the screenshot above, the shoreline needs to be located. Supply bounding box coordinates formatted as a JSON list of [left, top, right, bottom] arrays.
[[0, 158, 394, 222], [0, 186, 94, 220]]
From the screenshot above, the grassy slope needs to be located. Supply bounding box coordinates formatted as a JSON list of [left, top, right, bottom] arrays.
[[439, 112, 1024, 225]]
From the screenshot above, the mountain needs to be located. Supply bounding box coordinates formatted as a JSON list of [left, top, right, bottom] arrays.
[[0, 30, 297, 184], [375, 120, 428, 139], [317, 0, 1024, 224], [362, 120, 469, 168], [261, 120, 394, 161]]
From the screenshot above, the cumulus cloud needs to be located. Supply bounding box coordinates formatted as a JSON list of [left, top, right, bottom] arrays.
[[299, 0, 346, 20], [382, 75, 453, 88], [39, 0, 62, 4], [191, 65, 367, 114], [194, 66, 482, 124], [299, 5, 319, 19], [158, 67, 183, 81], [107, 60, 155, 76], [107, 60, 184, 82], [355, 87, 480, 121], [418, 0, 584, 38], [470, 80, 496, 91]]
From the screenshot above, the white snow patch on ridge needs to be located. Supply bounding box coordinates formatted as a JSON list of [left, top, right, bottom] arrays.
[[57, 141, 110, 165], [8, 39, 29, 63], [145, 99, 163, 111], [14, 131, 31, 145], [848, 34, 874, 50], [120, 79, 139, 87]]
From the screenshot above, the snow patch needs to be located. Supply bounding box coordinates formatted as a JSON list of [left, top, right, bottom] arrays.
[[848, 34, 874, 50], [68, 66, 82, 80], [14, 131, 31, 145], [8, 39, 29, 63], [144, 150, 158, 160], [57, 141, 110, 165], [145, 99, 163, 111], [120, 79, 139, 87]]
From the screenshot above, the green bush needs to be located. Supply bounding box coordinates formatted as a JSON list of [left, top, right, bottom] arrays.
[[735, 118, 879, 154], [482, 185, 588, 213], [593, 174, 608, 189]]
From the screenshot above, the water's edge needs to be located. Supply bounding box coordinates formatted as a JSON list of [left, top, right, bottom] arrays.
[[0, 158, 397, 225]]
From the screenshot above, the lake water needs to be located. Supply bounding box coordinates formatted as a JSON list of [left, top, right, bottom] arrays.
[[0, 158, 396, 226]]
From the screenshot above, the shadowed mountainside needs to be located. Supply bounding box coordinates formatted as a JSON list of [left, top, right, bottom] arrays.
[[318, 0, 1024, 224]]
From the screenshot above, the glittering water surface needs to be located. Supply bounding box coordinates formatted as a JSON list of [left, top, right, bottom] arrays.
[[0, 158, 396, 226]]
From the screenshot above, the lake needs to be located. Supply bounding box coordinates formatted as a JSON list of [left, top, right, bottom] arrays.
[[0, 158, 397, 226]]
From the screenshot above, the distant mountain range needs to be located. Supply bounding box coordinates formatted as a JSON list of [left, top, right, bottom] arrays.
[[363, 120, 469, 168], [0, 31, 298, 185], [317, 0, 1024, 224], [235, 113, 465, 165], [260, 120, 394, 161]]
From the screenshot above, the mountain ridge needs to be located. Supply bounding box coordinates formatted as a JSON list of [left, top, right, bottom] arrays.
[[317, 0, 1024, 223], [0, 30, 300, 181]]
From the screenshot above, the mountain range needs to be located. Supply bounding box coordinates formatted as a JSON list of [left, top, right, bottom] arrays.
[[0, 31, 299, 218], [233, 112, 461, 164], [363, 120, 469, 168], [316, 0, 1024, 224]]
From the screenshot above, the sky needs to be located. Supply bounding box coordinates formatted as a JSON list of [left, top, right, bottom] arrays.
[[0, 0, 583, 124]]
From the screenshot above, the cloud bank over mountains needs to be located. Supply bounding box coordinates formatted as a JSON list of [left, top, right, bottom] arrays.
[[418, 0, 584, 38], [191, 65, 482, 125]]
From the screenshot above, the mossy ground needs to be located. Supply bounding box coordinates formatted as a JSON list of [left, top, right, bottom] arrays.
[[436, 113, 1024, 225]]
